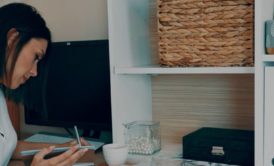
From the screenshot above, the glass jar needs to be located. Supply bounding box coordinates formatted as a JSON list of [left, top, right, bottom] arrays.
[[123, 121, 161, 155]]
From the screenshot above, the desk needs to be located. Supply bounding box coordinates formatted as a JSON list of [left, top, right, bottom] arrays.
[[9, 151, 154, 166], [10, 140, 182, 166], [9, 148, 185, 166], [14, 134, 182, 166], [9, 150, 108, 166], [16, 133, 108, 166]]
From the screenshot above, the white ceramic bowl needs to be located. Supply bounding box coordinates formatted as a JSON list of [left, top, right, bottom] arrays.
[[103, 143, 128, 166]]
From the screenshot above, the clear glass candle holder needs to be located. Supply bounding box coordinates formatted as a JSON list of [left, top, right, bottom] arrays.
[[124, 121, 161, 155]]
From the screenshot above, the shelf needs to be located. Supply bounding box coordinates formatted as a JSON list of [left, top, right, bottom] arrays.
[[115, 65, 255, 74], [263, 55, 274, 62]]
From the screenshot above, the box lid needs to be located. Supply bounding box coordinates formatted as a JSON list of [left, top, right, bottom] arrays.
[[183, 127, 254, 151]]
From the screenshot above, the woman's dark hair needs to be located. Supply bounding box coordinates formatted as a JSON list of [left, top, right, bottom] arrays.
[[0, 3, 51, 102]]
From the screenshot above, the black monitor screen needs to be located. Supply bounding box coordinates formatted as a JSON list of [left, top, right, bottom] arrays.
[[24, 40, 112, 131]]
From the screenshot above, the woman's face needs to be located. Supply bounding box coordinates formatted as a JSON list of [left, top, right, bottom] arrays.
[[4, 38, 48, 89]]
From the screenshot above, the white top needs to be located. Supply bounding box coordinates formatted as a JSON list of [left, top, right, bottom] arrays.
[[0, 89, 17, 166]]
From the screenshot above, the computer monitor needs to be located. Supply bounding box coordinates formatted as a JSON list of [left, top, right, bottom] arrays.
[[24, 40, 112, 138]]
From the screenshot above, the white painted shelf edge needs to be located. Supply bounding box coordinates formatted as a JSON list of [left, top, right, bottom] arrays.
[[115, 65, 255, 74], [263, 55, 274, 62]]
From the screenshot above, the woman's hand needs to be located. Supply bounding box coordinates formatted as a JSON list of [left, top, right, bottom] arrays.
[[59, 140, 78, 147], [30, 145, 88, 166], [80, 138, 90, 146]]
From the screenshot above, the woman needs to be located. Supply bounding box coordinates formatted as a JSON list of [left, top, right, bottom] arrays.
[[0, 3, 89, 166]]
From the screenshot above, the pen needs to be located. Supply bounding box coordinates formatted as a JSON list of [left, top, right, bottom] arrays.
[[74, 126, 81, 148]]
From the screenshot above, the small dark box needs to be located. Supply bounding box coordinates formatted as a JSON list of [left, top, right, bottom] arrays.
[[183, 127, 254, 166]]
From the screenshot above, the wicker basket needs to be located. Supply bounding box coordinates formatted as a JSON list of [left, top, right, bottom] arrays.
[[157, 0, 254, 67]]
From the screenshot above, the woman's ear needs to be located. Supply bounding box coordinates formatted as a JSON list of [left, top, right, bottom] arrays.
[[6, 28, 19, 48]]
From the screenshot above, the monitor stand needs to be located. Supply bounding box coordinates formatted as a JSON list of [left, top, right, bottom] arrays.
[[65, 127, 106, 142], [82, 129, 101, 140]]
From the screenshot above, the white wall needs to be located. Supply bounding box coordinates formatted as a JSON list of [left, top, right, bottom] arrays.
[[22, 0, 108, 42], [13, 0, 109, 135], [0, 0, 22, 6]]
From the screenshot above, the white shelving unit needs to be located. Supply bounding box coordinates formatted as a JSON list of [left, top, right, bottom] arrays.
[[107, 0, 153, 143], [255, 0, 274, 166], [108, 0, 266, 165], [264, 67, 274, 166]]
